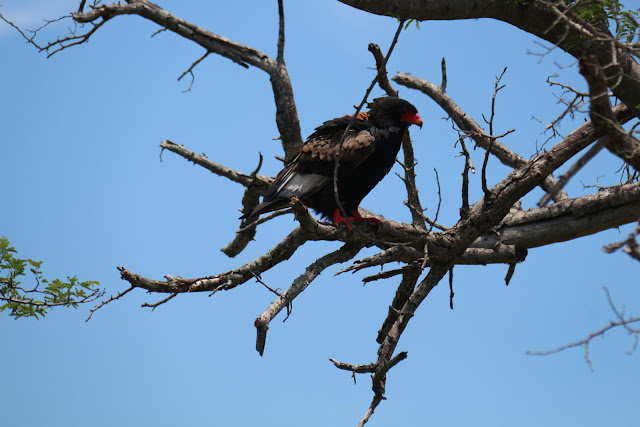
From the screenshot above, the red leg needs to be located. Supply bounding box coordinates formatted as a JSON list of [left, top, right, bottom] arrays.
[[351, 209, 382, 225], [332, 208, 353, 232]]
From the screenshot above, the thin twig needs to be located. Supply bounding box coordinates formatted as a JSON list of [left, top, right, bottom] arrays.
[[527, 287, 640, 370], [86, 286, 135, 321], [481, 67, 508, 196], [538, 138, 606, 207], [178, 51, 210, 92], [459, 137, 473, 220], [332, 20, 405, 230], [276, 0, 285, 63], [142, 292, 178, 311]]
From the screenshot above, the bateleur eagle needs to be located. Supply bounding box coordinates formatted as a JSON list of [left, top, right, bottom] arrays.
[[246, 97, 422, 231]]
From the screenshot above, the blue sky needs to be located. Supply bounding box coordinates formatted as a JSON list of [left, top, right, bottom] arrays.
[[2, 1, 639, 426]]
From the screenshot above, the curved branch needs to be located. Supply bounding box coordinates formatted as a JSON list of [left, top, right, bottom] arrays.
[[69, 0, 302, 161], [115, 181, 640, 295], [254, 242, 363, 355], [368, 43, 426, 228], [339, 0, 640, 117], [393, 73, 634, 199], [118, 226, 312, 293], [360, 109, 640, 422], [73, 2, 274, 70], [160, 140, 272, 188], [579, 56, 640, 170]]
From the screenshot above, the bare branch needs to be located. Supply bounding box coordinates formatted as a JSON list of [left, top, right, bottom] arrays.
[[579, 56, 640, 170], [329, 358, 376, 374], [368, 43, 398, 97], [117, 226, 314, 294], [459, 137, 474, 219], [73, 2, 272, 70], [603, 222, 640, 262], [481, 67, 508, 196], [113, 181, 640, 302], [223, 154, 268, 258], [504, 262, 517, 286], [393, 72, 573, 202], [252, 273, 283, 297], [86, 286, 134, 322], [368, 42, 425, 229], [160, 140, 272, 189], [276, 0, 285, 63], [12, 0, 304, 161], [528, 287, 640, 370], [537, 138, 606, 207], [255, 242, 363, 356], [141, 292, 178, 311], [357, 351, 408, 427], [339, 0, 640, 118], [360, 104, 640, 420], [332, 20, 406, 227], [0, 11, 103, 58], [337, 246, 422, 275], [494, 182, 640, 249], [448, 267, 454, 309], [177, 51, 210, 92], [440, 57, 447, 92]]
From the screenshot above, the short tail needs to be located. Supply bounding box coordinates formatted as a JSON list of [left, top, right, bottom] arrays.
[[240, 198, 290, 221]]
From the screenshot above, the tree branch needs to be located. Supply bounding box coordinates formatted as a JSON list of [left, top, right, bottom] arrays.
[[160, 140, 272, 189], [54, 0, 302, 161], [358, 104, 640, 422], [339, 0, 640, 118], [368, 43, 426, 229], [579, 56, 640, 170], [113, 181, 640, 297], [255, 242, 363, 355], [393, 72, 573, 202], [528, 287, 640, 370]]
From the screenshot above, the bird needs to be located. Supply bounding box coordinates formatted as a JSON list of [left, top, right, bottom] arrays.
[[245, 97, 422, 231]]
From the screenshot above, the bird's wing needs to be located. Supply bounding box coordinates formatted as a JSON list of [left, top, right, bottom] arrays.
[[301, 115, 376, 166], [246, 115, 376, 218], [298, 128, 375, 166], [268, 116, 376, 199]]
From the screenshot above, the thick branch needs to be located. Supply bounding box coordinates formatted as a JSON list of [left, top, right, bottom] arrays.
[[117, 182, 640, 294], [487, 182, 640, 249], [364, 104, 640, 421], [339, 0, 640, 118], [579, 56, 640, 170]]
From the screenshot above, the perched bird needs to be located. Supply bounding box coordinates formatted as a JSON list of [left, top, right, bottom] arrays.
[[246, 97, 422, 231]]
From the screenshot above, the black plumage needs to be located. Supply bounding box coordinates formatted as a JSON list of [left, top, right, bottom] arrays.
[[247, 97, 422, 230]]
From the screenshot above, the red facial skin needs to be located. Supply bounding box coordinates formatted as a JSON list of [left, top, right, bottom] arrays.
[[400, 111, 423, 127]]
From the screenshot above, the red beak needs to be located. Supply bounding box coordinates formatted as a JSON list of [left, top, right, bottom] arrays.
[[401, 111, 423, 128]]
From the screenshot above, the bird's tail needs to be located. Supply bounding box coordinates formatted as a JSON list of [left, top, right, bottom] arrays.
[[240, 198, 290, 221]]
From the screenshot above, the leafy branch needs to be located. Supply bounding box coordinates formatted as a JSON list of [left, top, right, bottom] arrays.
[[0, 237, 103, 319]]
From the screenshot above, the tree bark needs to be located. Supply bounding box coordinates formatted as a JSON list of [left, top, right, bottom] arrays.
[[339, 0, 640, 117]]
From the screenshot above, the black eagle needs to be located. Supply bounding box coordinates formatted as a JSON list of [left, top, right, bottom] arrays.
[[246, 97, 422, 230]]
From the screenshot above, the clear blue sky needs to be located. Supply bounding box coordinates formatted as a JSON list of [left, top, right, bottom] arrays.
[[2, 1, 639, 426]]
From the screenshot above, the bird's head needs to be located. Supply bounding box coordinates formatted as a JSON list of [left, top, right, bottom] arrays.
[[367, 97, 422, 129]]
